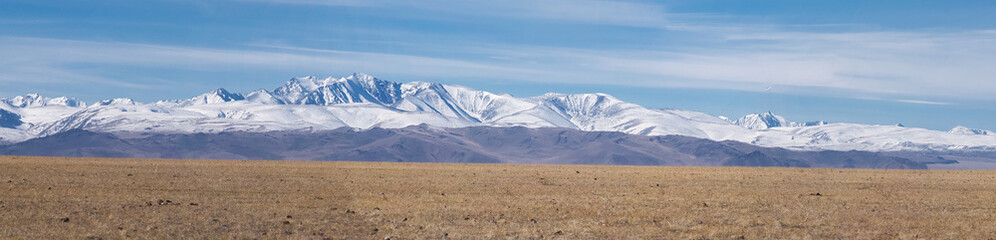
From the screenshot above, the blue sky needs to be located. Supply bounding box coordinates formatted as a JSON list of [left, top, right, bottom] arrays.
[[1, 0, 995, 130]]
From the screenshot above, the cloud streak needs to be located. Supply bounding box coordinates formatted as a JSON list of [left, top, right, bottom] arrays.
[[423, 30, 996, 101], [237, 0, 671, 28], [235, 0, 376, 7], [895, 99, 951, 105], [0, 36, 550, 93]]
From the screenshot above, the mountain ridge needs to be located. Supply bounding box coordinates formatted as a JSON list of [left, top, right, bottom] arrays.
[[0, 73, 993, 152]]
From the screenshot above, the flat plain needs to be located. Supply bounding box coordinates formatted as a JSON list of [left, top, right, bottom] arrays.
[[1, 156, 995, 239]]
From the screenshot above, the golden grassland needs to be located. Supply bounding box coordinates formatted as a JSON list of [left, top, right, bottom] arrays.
[[1, 156, 995, 239]]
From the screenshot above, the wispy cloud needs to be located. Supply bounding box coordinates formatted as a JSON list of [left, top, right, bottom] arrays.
[[895, 99, 951, 105], [4, 27, 996, 104], [234, 0, 376, 7], [226, 0, 996, 101], [413, 29, 996, 101], [237, 0, 671, 28], [0, 36, 548, 91]]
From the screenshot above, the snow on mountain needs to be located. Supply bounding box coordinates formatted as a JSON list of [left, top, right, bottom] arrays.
[[270, 76, 315, 104], [753, 123, 996, 151], [47, 97, 87, 107], [2, 93, 47, 108], [34, 101, 477, 137], [0, 94, 87, 143], [182, 88, 245, 106], [0, 73, 993, 152], [97, 98, 137, 106], [395, 82, 497, 123], [949, 126, 991, 135], [244, 89, 283, 104], [732, 112, 830, 130], [272, 73, 403, 105], [0, 101, 17, 117], [1, 94, 86, 108], [0, 127, 32, 144], [734, 112, 794, 130], [0, 100, 27, 143], [0, 94, 87, 131], [531, 93, 751, 140]]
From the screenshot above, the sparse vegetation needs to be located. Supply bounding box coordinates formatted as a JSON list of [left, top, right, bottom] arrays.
[[1, 156, 995, 239]]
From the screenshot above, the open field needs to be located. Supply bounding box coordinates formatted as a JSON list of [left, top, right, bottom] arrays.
[[2, 156, 996, 239]]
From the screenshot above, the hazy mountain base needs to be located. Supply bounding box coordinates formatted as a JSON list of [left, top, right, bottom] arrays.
[[0, 125, 936, 169], [885, 151, 996, 170]]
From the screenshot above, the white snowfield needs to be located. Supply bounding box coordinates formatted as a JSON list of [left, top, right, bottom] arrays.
[[1, 73, 994, 152]]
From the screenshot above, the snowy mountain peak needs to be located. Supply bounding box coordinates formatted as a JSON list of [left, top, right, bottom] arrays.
[[344, 72, 376, 82], [272, 78, 308, 103], [210, 88, 233, 95], [733, 112, 829, 130], [244, 89, 283, 104], [272, 73, 404, 106], [97, 98, 137, 106], [286, 76, 322, 90], [2, 94, 86, 108], [183, 88, 245, 106], [950, 126, 991, 135], [734, 112, 792, 130], [3, 93, 47, 108], [47, 96, 87, 108]]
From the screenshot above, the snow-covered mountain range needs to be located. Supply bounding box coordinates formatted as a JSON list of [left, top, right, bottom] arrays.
[[732, 112, 829, 130], [1, 73, 994, 151], [949, 126, 991, 136]]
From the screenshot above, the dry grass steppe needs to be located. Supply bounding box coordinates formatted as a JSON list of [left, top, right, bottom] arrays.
[[2, 156, 995, 239]]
